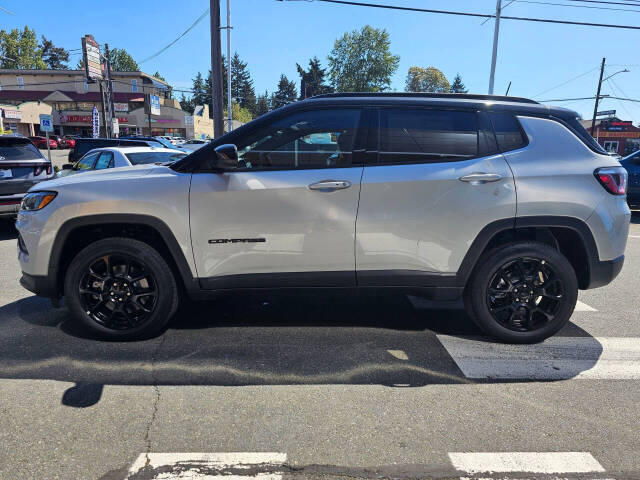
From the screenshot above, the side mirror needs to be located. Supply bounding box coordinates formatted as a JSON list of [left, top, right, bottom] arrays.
[[62, 163, 73, 170], [210, 144, 238, 171]]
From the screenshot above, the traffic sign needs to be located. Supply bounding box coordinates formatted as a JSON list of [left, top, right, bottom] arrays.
[[39, 114, 53, 133]]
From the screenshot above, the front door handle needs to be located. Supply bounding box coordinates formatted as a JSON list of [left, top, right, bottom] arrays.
[[459, 173, 502, 184], [309, 180, 351, 191]]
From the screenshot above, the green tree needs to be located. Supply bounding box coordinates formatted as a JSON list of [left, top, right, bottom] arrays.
[[0, 26, 46, 69], [255, 90, 270, 117], [40, 35, 69, 69], [191, 72, 207, 108], [153, 71, 166, 81], [225, 101, 252, 125], [271, 75, 297, 110], [328, 25, 399, 92], [230, 52, 256, 114], [179, 93, 194, 113], [107, 48, 139, 72], [450, 73, 468, 93], [297, 56, 333, 99], [405, 66, 450, 93]]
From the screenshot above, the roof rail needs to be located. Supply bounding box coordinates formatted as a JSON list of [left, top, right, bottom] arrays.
[[309, 92, 539, 104]]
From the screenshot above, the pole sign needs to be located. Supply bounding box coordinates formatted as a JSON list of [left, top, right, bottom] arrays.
[[150, 95, 161, 116], [596, 110, 616, 117], [39, 114, 53, 133], [92, 106, 100, 138], [82, 35, 103, 82], [111, 118, 119, 137]]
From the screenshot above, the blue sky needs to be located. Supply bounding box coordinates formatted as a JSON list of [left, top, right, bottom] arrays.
[[3, 0, 640, 122]]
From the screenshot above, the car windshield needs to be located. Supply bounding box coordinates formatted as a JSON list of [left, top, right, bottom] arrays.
[[0, 140, 43, 161], [153, 137, 176, 149], [125, 151, 186, 164]]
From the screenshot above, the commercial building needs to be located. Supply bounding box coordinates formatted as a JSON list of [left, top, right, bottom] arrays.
[[581, 116, 640, 156], [0, 69, 196, 138]]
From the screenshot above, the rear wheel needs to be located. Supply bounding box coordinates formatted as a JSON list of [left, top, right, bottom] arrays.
[[64, 238, 178, 340], [465, 241, 578, 343]]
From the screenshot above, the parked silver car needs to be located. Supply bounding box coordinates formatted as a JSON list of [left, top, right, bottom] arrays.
[[15, 93, 630, 342]]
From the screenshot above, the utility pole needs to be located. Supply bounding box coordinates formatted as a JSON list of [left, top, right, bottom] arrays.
[[591, 57, 606, 137], [103, 43, 115, 138], [99, 82, 108, 137], [210, 0, 224, 138], [226, 0, 232, 132], [591, 58, 606, 137], [488, 0, 501, 95]]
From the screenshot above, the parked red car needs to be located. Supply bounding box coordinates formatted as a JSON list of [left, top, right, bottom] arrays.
[[28, 136, 58, 149], [62, 136, 76, 148]]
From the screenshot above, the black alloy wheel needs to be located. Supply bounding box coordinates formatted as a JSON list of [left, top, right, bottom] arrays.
[[78, 254, 158, 330], [486, 257, 564, 332]]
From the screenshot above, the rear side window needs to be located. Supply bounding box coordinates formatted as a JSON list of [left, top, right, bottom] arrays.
[[379, 109, 480, 163], [76, 152, 100, 170], [488, 112, 527, 152], [94, 152, 113, 170], [564, 116, 608, 154], [125, 151, 186, 164], [0, 141, 43, 161]]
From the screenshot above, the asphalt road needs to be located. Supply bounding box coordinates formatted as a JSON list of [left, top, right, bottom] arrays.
[[39, 148, 71, 169], [1, 214, 639, 479]]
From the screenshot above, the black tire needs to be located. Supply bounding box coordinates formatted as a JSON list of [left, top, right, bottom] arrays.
[[64, 237, 179, 340], [464, 241, 578, 344]]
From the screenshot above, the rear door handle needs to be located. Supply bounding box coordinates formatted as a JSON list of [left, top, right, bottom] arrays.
[[459, 173, 502, 184], [309, 180, 351, 191]]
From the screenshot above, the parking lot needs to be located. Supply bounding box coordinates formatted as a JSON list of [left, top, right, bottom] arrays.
[[1, 214, 639, 479]]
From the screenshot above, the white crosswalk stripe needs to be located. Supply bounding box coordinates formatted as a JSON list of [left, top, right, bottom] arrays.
[[448, 452, 606, 476], [437, 336, 640, 379], [125, 452, 287, 480]]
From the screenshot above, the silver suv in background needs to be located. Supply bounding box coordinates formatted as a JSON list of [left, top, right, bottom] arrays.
[[0, 136, 54, 217], [15, 93, 630, 343]]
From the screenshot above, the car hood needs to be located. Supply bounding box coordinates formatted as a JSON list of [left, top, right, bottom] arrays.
[[30, 164, 168, 191]]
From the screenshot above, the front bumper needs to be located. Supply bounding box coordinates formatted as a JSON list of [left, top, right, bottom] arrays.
[[19, 272, 59, 298]]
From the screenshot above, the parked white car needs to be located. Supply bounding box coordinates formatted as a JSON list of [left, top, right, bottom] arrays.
[[57, 146, 187, 177]]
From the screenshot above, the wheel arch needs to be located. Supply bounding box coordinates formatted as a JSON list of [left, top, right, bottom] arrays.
[[50, 214, 198, 297], [458, 216, 599, 290]]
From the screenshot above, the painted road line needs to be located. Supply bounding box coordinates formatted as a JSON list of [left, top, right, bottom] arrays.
[[575, 300, 597, 312], [437, 336, 640, 379], [387, 349, 409, 360], [449, 452, 605, 475], [126, 452, 287, 479]]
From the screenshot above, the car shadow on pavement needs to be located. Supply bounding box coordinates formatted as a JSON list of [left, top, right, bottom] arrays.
[[0, 218, 18, 240], [631, 210, 640, 224], [0, 289, 602, 407]]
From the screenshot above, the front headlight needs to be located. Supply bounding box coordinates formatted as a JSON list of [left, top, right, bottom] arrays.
[[20, 191, 57, 211]]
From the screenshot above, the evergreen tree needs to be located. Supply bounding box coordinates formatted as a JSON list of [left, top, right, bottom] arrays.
[[107, 48, 139, 72], [153, 71, 166, 81], [191, 72, 207, 107], [40, 35, 69, 69], [230, 52, 256, 114], [450, 73, 468, 93], [255, 90, 270, 117], [271, 75, 297, 110], [0, 26, 46, 69], [179, 93, 194, 113], [296, 56, 333, 99]]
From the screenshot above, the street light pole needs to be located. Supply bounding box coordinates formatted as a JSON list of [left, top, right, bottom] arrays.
[[488, 0, 502, 95], [210, 0, 225, 138]]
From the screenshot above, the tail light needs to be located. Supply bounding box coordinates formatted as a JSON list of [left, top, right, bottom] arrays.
[[34, 166, 43, 176], [594, 167, 627, 195], [34, 165, 52, 176]]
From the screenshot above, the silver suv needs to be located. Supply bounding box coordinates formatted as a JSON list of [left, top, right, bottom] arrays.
[[16, 93, 631, 343]]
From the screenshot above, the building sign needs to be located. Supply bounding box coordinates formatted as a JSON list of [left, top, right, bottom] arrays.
[[610, 121, 632, 126], [150, 95, 161, 116], [62, 114, 127, 123], [596, 110, 616, 117], [82, 35, 103, 82], [111, 118, 119, 136], [39, 114, 54, 133], [92, 106, 100, 138], [2, 109, 22, 120], [596, 131, 640, 138], [114, 102, 129, 112]]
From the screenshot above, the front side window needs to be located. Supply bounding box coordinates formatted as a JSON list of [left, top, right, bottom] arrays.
[[236, 108, 362, 170], [379, 108, 479, 164], [76, 152, 100, 170]]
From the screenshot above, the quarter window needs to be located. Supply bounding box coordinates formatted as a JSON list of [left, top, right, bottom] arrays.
[[236, 108, 362, 170], [379, 109, 480, 164], [488, 112, 527, 152]]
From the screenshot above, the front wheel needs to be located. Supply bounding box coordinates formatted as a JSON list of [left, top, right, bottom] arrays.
[[64, 237, 178, 340], [465, 241, 578, 344]]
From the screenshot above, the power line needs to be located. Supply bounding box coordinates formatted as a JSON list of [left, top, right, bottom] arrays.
[[139, 8, 210, 64], [291, 0, 640, 30], [532, 66, 599, 98], [515, 0, 640, 12]]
